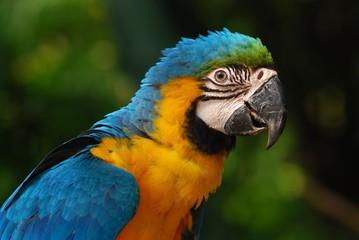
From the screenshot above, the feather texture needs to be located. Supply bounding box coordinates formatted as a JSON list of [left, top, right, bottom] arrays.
[[0, 29, 277, 239], [0, 151, 139, 240]]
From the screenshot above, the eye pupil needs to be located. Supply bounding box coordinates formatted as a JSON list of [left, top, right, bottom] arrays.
[[215, 70, 227, 81]]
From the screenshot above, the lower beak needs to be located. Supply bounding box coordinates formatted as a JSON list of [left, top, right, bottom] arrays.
[[224, 76, 287, 149]]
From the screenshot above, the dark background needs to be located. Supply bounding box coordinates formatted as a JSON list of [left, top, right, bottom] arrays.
[[1, 0, 359, 239]]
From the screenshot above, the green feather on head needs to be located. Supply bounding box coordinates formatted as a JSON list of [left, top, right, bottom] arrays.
[[145, 28, 274, 84]]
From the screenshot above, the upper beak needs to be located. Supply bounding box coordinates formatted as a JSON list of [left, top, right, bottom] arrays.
[[224, 76, 287, 149]]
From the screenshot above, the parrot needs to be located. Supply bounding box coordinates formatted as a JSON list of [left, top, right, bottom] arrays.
[[0, 28, 286, 240]]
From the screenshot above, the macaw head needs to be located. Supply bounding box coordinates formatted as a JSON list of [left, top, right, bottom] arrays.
[[124, 28, 286, 153]]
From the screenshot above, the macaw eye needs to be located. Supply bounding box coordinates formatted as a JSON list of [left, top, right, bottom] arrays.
[[214, 70, 228, 82]]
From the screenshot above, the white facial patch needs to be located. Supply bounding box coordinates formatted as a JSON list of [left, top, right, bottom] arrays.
[[196, 98, 245, 133], [195, 67, 277, 133], [243, 68, 277, 102]]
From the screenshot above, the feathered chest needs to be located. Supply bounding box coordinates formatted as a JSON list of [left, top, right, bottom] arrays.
[[90, 135, 225, 239], [89, 77, 229, 239]]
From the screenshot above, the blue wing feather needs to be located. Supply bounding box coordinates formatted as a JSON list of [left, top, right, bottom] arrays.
[[0, 146, 139, 240], [182, 201, 205, 240], [0, 107, 146, 240]]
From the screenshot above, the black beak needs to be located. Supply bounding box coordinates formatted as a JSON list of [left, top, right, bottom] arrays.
[[224, 76, 287, 149]]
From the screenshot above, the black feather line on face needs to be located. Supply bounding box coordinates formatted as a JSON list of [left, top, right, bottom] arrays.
[[227, 65, 251, 85], [185, 100, 236, 155], [200, 88, 250, 101], [200, 85, 241, 93]]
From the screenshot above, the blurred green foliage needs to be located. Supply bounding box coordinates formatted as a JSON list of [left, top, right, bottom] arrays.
[[0, 0, 137, 201], [1, 0, 359, 239]]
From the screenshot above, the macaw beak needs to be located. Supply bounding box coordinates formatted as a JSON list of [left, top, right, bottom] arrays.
[[224, 76, 287, 149]]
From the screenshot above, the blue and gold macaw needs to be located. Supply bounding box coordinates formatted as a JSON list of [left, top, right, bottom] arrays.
[[0, 29, 286, 239]]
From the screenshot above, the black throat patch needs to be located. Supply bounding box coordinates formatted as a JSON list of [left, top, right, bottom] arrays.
[[185, 102, 236, 155]]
